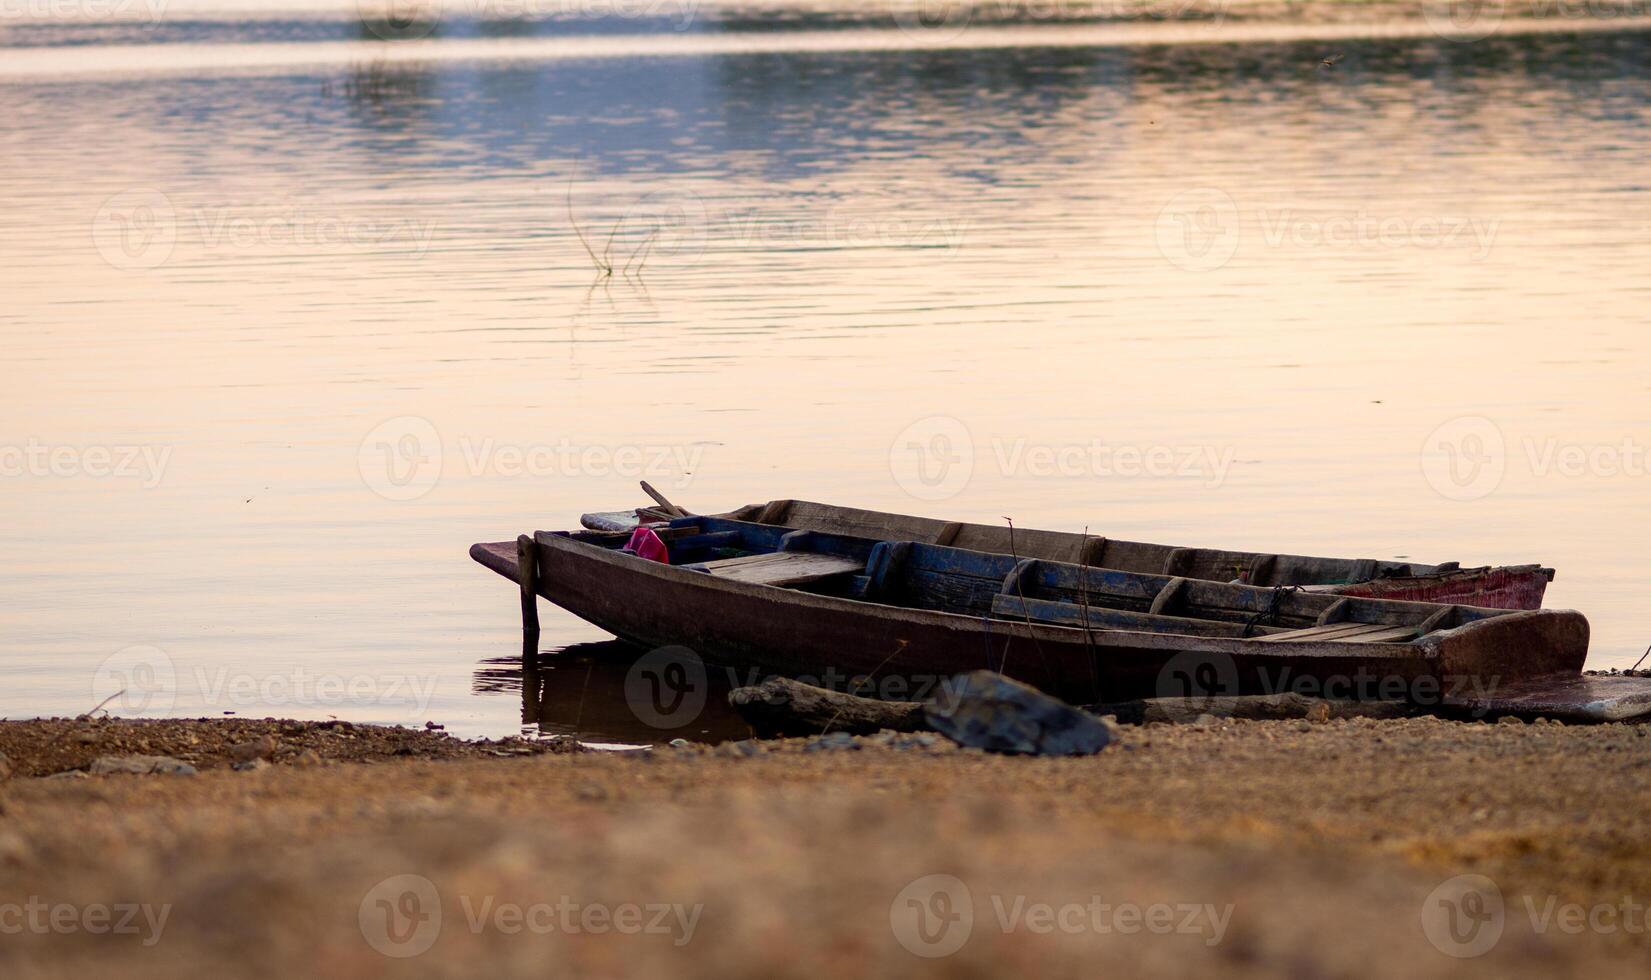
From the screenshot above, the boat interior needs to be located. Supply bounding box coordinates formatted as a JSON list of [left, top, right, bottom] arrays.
[[554, 516, 1513, 646], [651, 499, 1558, 587]]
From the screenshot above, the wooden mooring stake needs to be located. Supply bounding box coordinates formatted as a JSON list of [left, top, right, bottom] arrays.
[[516, 534, 540, 634]]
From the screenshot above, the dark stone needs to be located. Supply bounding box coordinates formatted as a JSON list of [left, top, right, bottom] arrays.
[[924, 671, 1114, 756]]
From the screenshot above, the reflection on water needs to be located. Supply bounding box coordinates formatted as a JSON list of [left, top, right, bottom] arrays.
[[4, 13, 1651, 737], [473, 640, 752, 744]]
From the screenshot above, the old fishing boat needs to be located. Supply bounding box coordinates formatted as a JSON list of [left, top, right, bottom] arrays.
[[472, 513, 1593, 712], [581, 498, 1554, 610]]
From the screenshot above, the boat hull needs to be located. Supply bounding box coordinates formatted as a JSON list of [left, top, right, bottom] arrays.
[[1328, 565, 1551, 610], [472, 536, 1587, 707]]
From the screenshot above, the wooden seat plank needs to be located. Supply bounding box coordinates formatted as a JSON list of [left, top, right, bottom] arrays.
[[695, 552, 864, 587], [1253, 622, 1401, 643], [1335, 625, 1423, 644], [991, 594, 1288, 639]]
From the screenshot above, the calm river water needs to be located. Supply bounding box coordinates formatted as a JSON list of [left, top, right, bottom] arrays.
[[5, 4, 1650, 740]]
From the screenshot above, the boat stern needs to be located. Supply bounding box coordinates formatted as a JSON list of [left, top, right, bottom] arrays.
[[1419, 608, 1590, 693]]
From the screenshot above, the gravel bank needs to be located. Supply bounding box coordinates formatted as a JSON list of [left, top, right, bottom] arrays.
[[1, 715, 1649, 977]]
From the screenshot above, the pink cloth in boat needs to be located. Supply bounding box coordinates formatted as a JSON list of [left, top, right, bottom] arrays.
[[625, 527, 670, 564]]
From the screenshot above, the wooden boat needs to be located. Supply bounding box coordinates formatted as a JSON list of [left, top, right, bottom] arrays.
[[473, 514, 1589, 710], [582, 499, 1554, 610]]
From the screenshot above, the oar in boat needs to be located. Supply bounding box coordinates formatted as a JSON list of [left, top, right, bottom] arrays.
[[640, 480, 689, 518]]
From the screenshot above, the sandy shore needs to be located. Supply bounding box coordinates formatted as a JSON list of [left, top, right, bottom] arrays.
[[2, 715, 1650, 977]]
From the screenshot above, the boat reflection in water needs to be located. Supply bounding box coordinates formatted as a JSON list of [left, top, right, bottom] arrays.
[[473, 640, 753, 746]]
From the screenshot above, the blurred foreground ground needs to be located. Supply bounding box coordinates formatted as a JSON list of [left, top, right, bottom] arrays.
[[2, 715, 1650, 977]]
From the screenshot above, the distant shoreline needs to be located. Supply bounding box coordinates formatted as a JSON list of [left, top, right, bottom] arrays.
[[3, 12, 1650, 81]]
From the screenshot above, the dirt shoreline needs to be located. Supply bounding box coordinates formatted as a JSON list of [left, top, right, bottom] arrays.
[[2, 714, 1650, 976]]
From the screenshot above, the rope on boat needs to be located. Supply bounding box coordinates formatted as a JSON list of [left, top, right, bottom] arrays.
[[1241, 585, 1303, 639], [1632, 643, 1651, 673], [999, 517, 1052, 682]]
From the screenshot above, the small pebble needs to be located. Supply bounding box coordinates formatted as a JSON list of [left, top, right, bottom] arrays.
[[0, 831, 31, 866], [890, 733, 939, 752], [715, 740, 765, 758], [805, 732, 861, 752], [88, 755, 198, 776]]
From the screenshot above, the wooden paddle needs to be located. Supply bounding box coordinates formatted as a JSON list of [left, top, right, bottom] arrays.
[[639, 480, 689, 518]]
